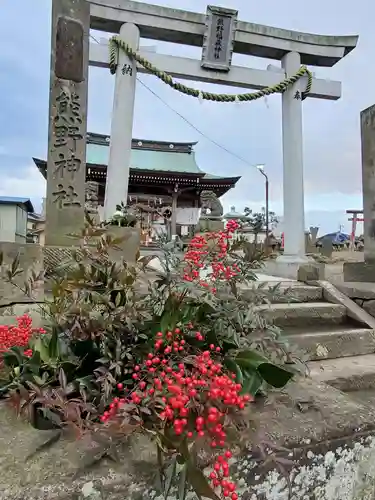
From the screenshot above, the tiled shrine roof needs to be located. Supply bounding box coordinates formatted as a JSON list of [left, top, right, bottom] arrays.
[[33, 133, 240, 194], [87, 133, 202, 175]]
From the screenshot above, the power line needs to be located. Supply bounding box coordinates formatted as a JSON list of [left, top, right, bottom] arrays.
[[89, 32, 256, 170], [136, 76, 256, 170], [89, 33, 101, 44]]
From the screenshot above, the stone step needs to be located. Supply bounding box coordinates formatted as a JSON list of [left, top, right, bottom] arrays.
[[256, 301, 347, 328], [308, 353, 375, 392], [286, 326, 375, 361], [241, 283, 323, 303], [345, 389, 375, 410], [279, 284, 323, 303]]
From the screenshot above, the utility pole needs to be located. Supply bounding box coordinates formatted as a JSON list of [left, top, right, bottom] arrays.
[[256, 165, 269, 246]]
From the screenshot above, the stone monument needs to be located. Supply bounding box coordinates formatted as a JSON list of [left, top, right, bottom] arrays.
[[310, 226, 319, 249], [321, 238, 333, 258], [305, 227, 319, 254], [344, 104, 375, 282], [45, 0, 89, 247], [196, 190, 224, 232], [305, 228, 317, 255]]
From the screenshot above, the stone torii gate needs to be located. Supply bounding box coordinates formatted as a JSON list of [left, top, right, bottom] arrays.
[[46, 0, 358, 270], [88, 0, 357, 268]]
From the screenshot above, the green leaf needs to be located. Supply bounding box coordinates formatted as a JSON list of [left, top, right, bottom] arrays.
[[257, 363, 293, 389], [223, 358, 243, 385], [235, 349, 268, 370], [160, 312, 171, 333], [178, 465, 188, 500], [138, 254, 156, 269], [58, 368, 67, 390], [164, 457, 177, 498], [28, 351, 42, 373], [48, 330, 59, 360], [236, 350, 293, 389], [241, 369, 263, 396], [32, 337, 50, 364], [33, 375, 45, 386], [155, 430, 179, 451], [2, 347, 23, 367], [186, 463, 220, 500], [11, 252, 21, 276]]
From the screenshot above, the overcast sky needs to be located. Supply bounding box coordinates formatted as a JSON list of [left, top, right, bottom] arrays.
[[0, 0, 372, 234]]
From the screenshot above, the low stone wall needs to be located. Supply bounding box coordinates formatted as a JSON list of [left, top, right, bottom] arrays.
[[336, 282, 375, 318], [1, 378, 375, 499]]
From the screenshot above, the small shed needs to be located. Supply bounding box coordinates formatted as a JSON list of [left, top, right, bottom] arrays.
[[0, 196, 35, 243]]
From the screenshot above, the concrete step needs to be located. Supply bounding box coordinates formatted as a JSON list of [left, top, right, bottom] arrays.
[[241, 283, 323, 303], [256, 302, 347, 328], [308, 353, 375, 392], [286, 326, 375, 361]]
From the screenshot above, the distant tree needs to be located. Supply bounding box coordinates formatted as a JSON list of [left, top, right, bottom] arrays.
[[244, 207, 279, 243]]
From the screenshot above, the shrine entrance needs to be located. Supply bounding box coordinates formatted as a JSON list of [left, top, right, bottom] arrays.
[[46, 0, 358, 268]]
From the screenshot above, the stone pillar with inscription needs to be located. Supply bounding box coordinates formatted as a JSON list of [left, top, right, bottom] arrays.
[[45, 0, 89, 247], [344, 104, 375, 282]]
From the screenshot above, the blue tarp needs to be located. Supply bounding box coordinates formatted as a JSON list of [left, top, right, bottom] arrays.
[[317, 232, 350, 244]]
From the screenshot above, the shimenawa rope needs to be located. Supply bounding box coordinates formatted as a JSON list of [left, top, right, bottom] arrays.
[[108, 36, 313, 102]]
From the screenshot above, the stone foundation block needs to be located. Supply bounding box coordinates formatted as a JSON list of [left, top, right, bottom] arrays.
[[263, 260, 325, 281], [344, 261, 375, 282]]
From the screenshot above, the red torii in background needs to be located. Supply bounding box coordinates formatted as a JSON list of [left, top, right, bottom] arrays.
[[346, 209, 364, 248]]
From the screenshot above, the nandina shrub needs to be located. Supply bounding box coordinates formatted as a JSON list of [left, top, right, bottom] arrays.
[[150, 221, 299, 396], [100, 324, 253, 500], [0, 217, 299, 498]]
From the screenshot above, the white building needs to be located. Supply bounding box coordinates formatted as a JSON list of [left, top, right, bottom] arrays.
[[0, 196, 34, 243]]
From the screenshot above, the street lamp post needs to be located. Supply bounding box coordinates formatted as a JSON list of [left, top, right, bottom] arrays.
[[256, 165, 269, 246]]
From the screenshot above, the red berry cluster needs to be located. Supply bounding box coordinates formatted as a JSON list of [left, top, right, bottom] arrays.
[[183, 220, 240, 287], [100, 324, 253, 500], [0, 314, 45, 357], [210, 451, 238, 499], [225, 220, 240, 233]]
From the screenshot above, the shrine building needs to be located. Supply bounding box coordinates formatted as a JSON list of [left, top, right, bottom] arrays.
[[33, 132, 240, 238]]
